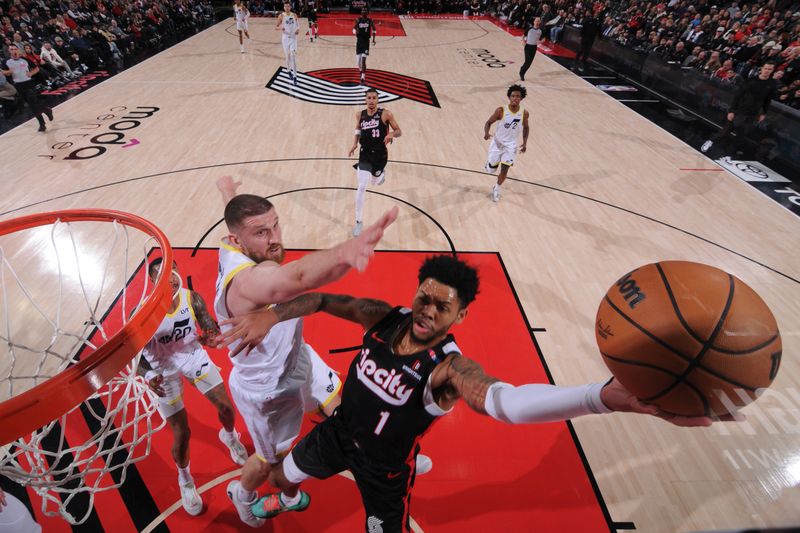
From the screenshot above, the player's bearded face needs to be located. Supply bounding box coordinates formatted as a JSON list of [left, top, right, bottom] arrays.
[[410, 278, 467, 343], [236, 210, 285, 264]]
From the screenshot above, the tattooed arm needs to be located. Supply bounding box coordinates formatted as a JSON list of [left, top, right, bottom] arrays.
[[215, 293, 393, 356], [429, 355, 499, 413], [190, 290, 220, 346]]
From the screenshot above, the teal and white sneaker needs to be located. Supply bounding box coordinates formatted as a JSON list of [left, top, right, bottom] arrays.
[[251, 491, 311, 519]]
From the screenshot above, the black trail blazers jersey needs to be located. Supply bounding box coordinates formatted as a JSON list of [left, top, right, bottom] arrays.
[[359, 108, 387, 151], [339, 307, 461, 464], [354, 16, 374, 41]]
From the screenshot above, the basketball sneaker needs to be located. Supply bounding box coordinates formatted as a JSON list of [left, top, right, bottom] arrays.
[[352, 221, 363, 237], [416, 454, 433, 475], [180, 481, 203, 516], [491, 185, 500, 202], [240, 46, 245, 53], [227, 480, 264, 527], [219, 429, 248, 466], [700, 140, 713, 153], [251, 491, 310, 519], [371, 170, 385, 186]]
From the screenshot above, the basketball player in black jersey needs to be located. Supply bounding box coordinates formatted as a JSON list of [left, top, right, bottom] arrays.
[[218, 255, 717, 532], [349, 88, 401, 237], [353, 8, 376, 84], [305, 2, 318, 42]]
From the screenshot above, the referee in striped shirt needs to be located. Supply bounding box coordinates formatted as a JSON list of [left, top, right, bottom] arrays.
[[519, 17, 542, 82]]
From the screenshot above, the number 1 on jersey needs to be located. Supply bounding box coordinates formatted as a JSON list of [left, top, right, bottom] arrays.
[[374, 410, 390, 435]]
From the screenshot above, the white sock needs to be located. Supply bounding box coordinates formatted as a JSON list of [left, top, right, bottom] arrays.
[[237, 484, 257, 503], [177, 463, 192, 485], [280, 491, 301, 506], [355, 169, 369, 222]]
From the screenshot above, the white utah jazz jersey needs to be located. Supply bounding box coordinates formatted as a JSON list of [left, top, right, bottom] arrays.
[[234, 4, 248, 23], [142, 289, 201, 372], [281, 12, 298, 36], [493, 105, 524, 147], [214, 238, 304, 394]]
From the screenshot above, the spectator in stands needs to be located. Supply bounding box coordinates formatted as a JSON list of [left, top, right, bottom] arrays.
[[40, 41, 75, 79], [703, 50, 722, 73], [713, 58, 738, 82], [0, 69, 17, 118], [69, 28, 99, 68]]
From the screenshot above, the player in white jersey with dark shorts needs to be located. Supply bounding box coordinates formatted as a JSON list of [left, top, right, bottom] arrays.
[[139, 258, 247, 516], [234, 0, 251, 53], [276, 2, 299, 84], [483, 84, 530, 202], [214, 175, 398, 527]]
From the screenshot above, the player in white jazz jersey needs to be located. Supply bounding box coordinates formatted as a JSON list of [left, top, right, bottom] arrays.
[[275, 2, 299, 84], [213, 176, 398, 527], [138, 259, 247, 517], [234, 0, 251, 53], [483, 84, 530, 202]]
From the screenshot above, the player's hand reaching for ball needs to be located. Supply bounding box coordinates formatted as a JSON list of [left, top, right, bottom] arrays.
[[215, 308, 279, 357], [340, 206, 399, 272], [600, 378, 717, 427], [217, 175, 242, 204]]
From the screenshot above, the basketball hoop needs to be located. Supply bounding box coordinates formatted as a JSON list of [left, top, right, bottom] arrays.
[[0, 209, 173, 524]]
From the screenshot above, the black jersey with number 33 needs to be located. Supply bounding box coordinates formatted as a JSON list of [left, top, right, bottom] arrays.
[[339, 307, 461, 464], [359, 107, 388, 151]]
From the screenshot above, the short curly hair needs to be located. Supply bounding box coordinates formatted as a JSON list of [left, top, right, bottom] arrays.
[[417, 255, 480, 308], [507, 84, 527, 99]]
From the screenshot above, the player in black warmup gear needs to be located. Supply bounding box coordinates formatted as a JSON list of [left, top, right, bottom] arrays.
[[353, 8, 376, 83], [348, 88, 401, 237], [306, 2, 318, 42], [221, 255, 718, 532]]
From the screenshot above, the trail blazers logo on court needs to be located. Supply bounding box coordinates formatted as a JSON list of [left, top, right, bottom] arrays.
[[266, 67, 440, 107]]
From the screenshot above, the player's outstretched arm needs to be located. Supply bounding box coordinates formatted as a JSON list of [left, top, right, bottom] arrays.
[[349, 111, 361, 156], [434, 355, 715, 427], [215, 293, 393, 356], [521, 109, 530, 152], [484, 107, 503, 140], [216, 175, 242, 205], [229, 207, 399, 311]]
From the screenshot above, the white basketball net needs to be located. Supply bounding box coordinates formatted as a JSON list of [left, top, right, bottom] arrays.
[[0, 217, 167, 525]]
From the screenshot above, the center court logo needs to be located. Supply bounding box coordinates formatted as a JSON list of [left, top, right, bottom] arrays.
[[265, 67, 440, 107]]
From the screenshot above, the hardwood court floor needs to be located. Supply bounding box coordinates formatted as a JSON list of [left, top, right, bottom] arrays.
[[0, 14, 798, 533]]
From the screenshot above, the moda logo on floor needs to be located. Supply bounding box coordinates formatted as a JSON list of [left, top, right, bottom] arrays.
[[457, 48, 511, 68], [38, 106, 160, 160]]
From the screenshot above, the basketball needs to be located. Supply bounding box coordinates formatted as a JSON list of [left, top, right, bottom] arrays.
[[595, 261, 782, 417]]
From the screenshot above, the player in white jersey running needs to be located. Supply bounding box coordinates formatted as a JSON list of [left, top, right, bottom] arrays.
[[276, 2, 299, 84], [234, 0, 251, 53], [483, 84, 530, 202], [214, 176, 397, 527], [139, 258, 247, 516]]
